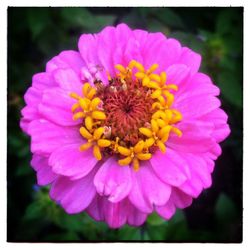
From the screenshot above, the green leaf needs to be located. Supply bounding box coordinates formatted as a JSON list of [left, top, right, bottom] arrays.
[[152, 8, 185, 29], [60, 8, 115, 32], [216, 9, 240, 35], [215, 193, 238, 223], [218, 70, 242, 108], [43, 231, 80, 241], [26, 8, 51, 40], [169, 209, 186, 225], [147, 224, 168, 240], [118, 225, 141, 240], [24, 201, 44, 220], [171, 31, 204, 54], [147, 212, 166, 226], [55, 213, 86, 232]]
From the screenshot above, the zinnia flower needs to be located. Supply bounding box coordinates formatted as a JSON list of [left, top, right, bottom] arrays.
[[20, 23, 230, 228]]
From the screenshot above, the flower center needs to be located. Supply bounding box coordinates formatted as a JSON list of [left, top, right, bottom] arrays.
[[96, 77, 154, 146], [70, 60, 183, 171]]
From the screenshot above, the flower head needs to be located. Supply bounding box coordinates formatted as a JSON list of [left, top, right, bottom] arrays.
[[20, 24, 230, 228]]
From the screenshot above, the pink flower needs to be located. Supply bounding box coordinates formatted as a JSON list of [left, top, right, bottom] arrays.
[[20, 23, 230, 228]]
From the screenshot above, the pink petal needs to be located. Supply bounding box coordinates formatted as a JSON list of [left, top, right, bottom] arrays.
[[101, 198, 128, 228], [144, 35, 179, 71], [97, 26, 116, 76], [156, 198, 176, 220], [49, 143, 98, 180], [201, 108, 230, 143], [24, 86, 42, 105], [78, 34, 99, 65], [123, 37, 143, 66], [78, 33, 110, 84], [31, 154, 57, 185], [150, 148, 190, 187], [177, 153, 212, 198], [94, 158, 132, 203], [129, 162, 171, 213], [174, 94, 221, 120], [179, 47, 201, 74], [53, 68, 83, 96], [46, 50, 85, 75], [86, 195, 104, 221], [156, 188, 192, 219], [20, 87, 42, 132], [175, 72, 220, 100], [171, 188, 193, 209], [133, 29, 149, 51], [28, 119, 81, 155], [50, 168, 97, 214], [87, 195, 128, 228], [166, 63, 190, 90], [32, 72, 57, 90], [38, 87, 80, 126], [167, 120, 216, 153], [127, 203, 148, 227], [115, 23, 133, 46]]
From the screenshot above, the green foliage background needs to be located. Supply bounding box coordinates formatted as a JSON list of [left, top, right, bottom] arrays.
[[7, 7, 243, 242]]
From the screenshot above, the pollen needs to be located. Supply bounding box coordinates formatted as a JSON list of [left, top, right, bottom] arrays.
[[70, 60, 183, 170]]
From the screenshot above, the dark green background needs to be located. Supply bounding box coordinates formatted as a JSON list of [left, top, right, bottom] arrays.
[[7, 7, 243, 242]]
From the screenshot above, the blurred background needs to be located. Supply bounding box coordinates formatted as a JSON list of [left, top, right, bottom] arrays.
[[7, 7, 243, 242]]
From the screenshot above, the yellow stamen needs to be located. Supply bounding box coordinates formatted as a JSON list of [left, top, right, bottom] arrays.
[[157, 118, 166, 128], [152, 110, 167, 120], [170, 110, 183, 123], [151, 119, 159, 133], [87, 88, 96, 100], [156, 140, 166, 153], [80, 142, 93, 151], [73, 112, 85, 121], [135, 72, 145, 79], [139, 127, 153, 138], [106, 71, 112, 81], [85, 116, 93, 131], [158, 125, 171, 139], [157, 95, 166, 106], [70, 92, 81, 100], [97, 139, 111, 147], [92, 111, 106, 120], [151, 89, 162, 99], [165, 110, 173, 123], [71, 103, 80, 112], [136, 153, 152, 161], [83, 83, 91, 97], [160, 72, 167, 86], [148, 64, 159, 74], [118, 146, 131, 156], [142, 76, 150, 86], [118, 156, 132, 166], [115, 64, 126, 73], [90, 97, 101, 110], [132, 158, 140, 171], [134, 140, 144, 154], [93, 145, 102, 160], [79, 98, 90, 111], [171, 127, 182, 137], [145, 138, 155, 148], [80, 126, 92, 140], [93, 127, 104, 140], [166, 84, 178, 91], [152, 102, 162, 110], [128, 60, 137, 69], [147, 81, 159, 89], [149, 74, 161, 83], [134, 62, 145, 72]]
